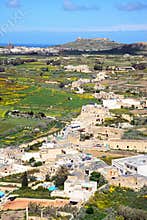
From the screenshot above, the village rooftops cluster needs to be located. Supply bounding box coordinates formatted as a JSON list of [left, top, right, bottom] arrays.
[[0, 46, 60, 55]]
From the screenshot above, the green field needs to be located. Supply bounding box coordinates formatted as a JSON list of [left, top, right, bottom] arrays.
[[0, 54, 147, 147], [0, 58, 97, 147]]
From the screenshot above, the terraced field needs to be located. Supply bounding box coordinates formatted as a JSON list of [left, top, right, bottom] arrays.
[[0, 53, 147, 147], [0, 57, 97, 147]]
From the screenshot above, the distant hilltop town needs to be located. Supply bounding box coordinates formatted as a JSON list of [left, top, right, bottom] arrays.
[[76, 37, 110, 41]]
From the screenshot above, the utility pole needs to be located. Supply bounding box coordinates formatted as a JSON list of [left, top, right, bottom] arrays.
[[41, 208, 45, 219], [26, 206, 29, 220]]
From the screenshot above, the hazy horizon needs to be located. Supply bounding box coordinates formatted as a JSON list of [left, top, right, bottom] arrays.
[[1, 30, 147, 46]]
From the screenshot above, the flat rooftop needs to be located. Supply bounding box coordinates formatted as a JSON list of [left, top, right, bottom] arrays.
[[113, 155, 147, 167]]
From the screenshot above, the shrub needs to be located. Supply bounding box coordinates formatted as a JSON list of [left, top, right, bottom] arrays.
[[86, 206, 94, 214]]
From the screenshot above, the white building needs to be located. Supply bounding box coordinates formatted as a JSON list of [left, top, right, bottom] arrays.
[[64, 175, 97, 203], [112, 155, 147, 177], [93, 71, 108, 82], [71, 78, 90, 89], [40, 141, 55, 149], [103, 99, 121, 109], [21, 152, 41, 162], [120, 99, 141, 108], [115, 66, 135, 71], [64, 65, 91, 73], [103, 98, 141, 109]]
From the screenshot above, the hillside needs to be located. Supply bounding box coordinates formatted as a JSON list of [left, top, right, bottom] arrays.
[[60, 37, 123, 51], [110, 42, 147, 55], [59, 38, 147, 55]]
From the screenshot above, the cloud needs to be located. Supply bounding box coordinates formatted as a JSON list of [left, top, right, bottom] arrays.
[[6, 0, 20, 8], [63, 0, 99, 11], [117, 1, 147, 11]]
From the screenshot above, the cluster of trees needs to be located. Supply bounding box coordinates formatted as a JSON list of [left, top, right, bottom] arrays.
[[51, 166, 69, 189], [80, 132, 93, 141], [132, 63, 147, 70], [44, 166, 69, 189], [28, 157, 43, 167], [0, 58, 37, 66], [8, 110, 46, 119], [104, 116, 128, 127], [25, 142, 42, 152], [93, 62, 147, 72]]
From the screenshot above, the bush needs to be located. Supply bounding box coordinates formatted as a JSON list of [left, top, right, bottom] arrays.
[[33, 161, 43, 167], [94, 64, 103, 71], [29, 157, 35, 164], [86, 206, 94, 214]]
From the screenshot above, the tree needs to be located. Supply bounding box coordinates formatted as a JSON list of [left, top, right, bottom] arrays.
[[29, 157, 35, 164], [94, 64, 103, 71], [38, 112, 46, 118], [45, 174, 51, 181], [22, 172, 28, 188], [86, 206, 94, 214], [90, 172, 107, 187], [52, 166, 69, 188], [59, 82, 65, 88], [33, 161, 43, 167]]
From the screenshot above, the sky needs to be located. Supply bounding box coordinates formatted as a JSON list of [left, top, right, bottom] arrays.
[[0, 0, 147, 45]]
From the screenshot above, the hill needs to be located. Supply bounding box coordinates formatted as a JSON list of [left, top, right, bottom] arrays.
[[110, 42, 147, 55], [59, 38, 147, 55], [60, 37, 123, 51]]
